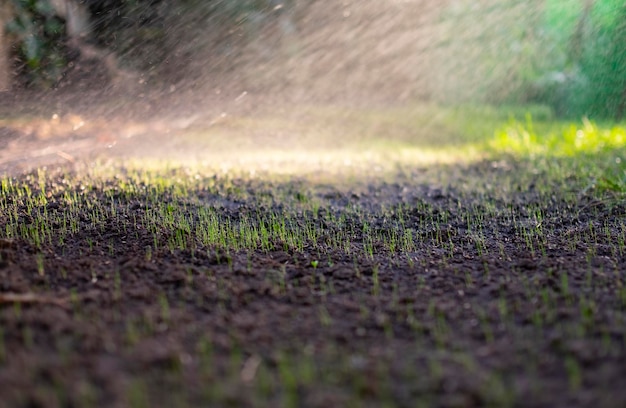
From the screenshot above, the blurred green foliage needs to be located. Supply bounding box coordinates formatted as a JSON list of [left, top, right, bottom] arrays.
[[439, 0, 626, 120], [6, 0, 68, 87], [577, 1, 626, 119], [539, 0, 626, 119]]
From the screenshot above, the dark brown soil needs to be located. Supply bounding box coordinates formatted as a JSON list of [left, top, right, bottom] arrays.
[[0, 102, 625, 408], [4, 1, 624, 405]]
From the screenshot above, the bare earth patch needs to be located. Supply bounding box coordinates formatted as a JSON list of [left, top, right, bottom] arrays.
[[0, 120, 624, 406]]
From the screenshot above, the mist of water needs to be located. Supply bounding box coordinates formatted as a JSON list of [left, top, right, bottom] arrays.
[[1, 0, 620, 174]]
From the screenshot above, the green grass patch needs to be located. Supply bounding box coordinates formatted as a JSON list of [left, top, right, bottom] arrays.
[[488, 116, 626, 194]]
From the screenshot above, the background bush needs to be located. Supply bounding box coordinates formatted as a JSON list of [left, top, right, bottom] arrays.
[[6, 0, 68, 88], [435, 0, 626, 120]]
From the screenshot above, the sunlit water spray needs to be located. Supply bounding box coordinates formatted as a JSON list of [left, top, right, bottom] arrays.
[[1, 0, 623, 176]]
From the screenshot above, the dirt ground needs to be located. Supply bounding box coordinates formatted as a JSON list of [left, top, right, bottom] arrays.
[[1, 0, 625, 406], [1, 91, 626, 407]]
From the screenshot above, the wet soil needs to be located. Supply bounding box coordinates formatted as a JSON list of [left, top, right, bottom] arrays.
[[4, 1, 624, 405], [0, 131, 624, 407]]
